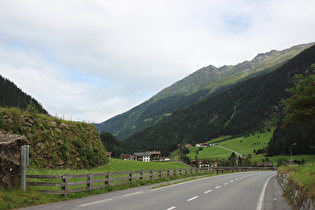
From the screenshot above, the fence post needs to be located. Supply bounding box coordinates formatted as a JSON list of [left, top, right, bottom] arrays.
[[140, 170, 143, 180], [167, 169, 170, 177], [105, 172, 109, 186], [173, 168, 176, 176], [129, 171, 133, 183], [21, 145, 29, 191], [179, 169, 182, 175], [61, 174, 68, 196], [159, 169, 162, 178], [87, 173, 92, 191], [150, 170, 153, 180]]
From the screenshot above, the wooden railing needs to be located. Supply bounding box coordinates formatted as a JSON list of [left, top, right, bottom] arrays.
[[26, 166, 277, 196]]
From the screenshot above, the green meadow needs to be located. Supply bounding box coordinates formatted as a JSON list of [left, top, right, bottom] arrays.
[[171, 129, 314, 166], [171, 130, 273, 160], [28, 158, 188, 175]]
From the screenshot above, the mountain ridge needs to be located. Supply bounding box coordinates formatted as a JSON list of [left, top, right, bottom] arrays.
[[123, 44, 315, 155], [95, 42, 314, 140]]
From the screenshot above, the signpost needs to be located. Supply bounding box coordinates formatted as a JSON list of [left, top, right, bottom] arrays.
[[21, 145, 29, 191]]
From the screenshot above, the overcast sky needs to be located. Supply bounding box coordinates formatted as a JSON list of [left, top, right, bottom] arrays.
[[1, 0, 315, 123]]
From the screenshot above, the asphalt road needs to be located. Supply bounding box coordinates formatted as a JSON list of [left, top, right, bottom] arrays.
[[23, 171, 291, 210]]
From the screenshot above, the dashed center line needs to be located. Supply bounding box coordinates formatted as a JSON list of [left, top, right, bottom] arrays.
[[187, 196, 199, 202], [215, 186, 221, 189], [80, 199, 113, 207], [224, 182, 228, 185], [122, 191, 144, 197], [230, 180, 234, 182], [204, 189, 212, 194], [166, 206, 176, 210]]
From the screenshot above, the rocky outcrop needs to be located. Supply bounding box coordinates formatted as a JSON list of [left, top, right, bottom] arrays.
[[0, 131, 29, 188], [277, 171, 314, 210]]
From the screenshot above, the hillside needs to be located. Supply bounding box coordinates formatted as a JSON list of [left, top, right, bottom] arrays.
[[122, 44, 315, 155], [0, 108, 108, 169], [95, 43, 314, 140], [0, 75, 48, 114]]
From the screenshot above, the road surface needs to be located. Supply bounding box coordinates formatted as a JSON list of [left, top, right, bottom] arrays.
[[22, 171, 291, 210]]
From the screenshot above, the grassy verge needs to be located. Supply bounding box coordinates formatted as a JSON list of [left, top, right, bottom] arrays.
[[27, 158, 188, 175], [278, 163, 315, 200]]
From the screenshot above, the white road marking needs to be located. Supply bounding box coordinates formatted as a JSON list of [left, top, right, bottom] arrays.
[[122, 191, 144, 197], [166, 206, 176, 210], [80, 199, 113, 207], [256, 175, 275, 210], [215, 186, 221, 189], [204, 189, 212, 194], [224, 182, 228, 185], [230, 180, 234, 182], [187, 196, 199, 202], [235, 179, 238, 180]]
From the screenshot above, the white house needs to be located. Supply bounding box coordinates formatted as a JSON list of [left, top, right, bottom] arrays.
[[134, 152, 151, 162]]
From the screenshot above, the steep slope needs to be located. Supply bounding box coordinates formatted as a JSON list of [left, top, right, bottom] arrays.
[[0, 107, 108, 170], [95, 43, 314, 140], [0, 75, 48, 114], [123, 44, 315, 155]]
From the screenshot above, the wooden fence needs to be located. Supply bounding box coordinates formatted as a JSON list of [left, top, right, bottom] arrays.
[[26, 166, 277, 196]]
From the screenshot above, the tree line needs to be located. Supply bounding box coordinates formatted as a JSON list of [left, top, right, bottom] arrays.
[[0, 75, 48, 114]]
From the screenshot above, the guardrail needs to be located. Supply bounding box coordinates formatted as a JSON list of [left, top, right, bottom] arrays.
[[27, 166, 277, 196]]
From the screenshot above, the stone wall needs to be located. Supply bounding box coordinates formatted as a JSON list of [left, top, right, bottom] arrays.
[[0, 131, 29, 188], [277, 171, 314, 210]]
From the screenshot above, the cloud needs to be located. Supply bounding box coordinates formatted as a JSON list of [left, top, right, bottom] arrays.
[[1, 0, 315, 123]]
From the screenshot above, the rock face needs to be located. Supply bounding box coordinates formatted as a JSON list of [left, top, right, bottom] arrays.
[[277, 171, 314, 210], [0, 131, 29, 188]]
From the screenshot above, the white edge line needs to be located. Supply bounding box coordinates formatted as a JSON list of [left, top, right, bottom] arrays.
[[256, 175, 275, 210], [80, 198, 113, 207]]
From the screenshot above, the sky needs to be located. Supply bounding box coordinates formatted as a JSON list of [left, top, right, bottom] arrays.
[[1, 0, 315, 123]]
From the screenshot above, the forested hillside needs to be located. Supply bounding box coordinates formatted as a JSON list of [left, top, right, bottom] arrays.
[[267, 65, 315, 156], [95, 43, 313, 140], [0, 75, 48, 114], [123, 44, 315, 156]]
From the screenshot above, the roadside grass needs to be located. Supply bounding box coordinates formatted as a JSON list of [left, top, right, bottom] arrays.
[[278, 163, 315, 200], [28, 159, 187, 175]]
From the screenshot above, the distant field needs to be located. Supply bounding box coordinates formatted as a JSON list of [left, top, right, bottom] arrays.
[[28, 159, 188, 175], [217, 131, 272, 156], [171, 129, 273, 160], [170, 127, 315, 166]]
